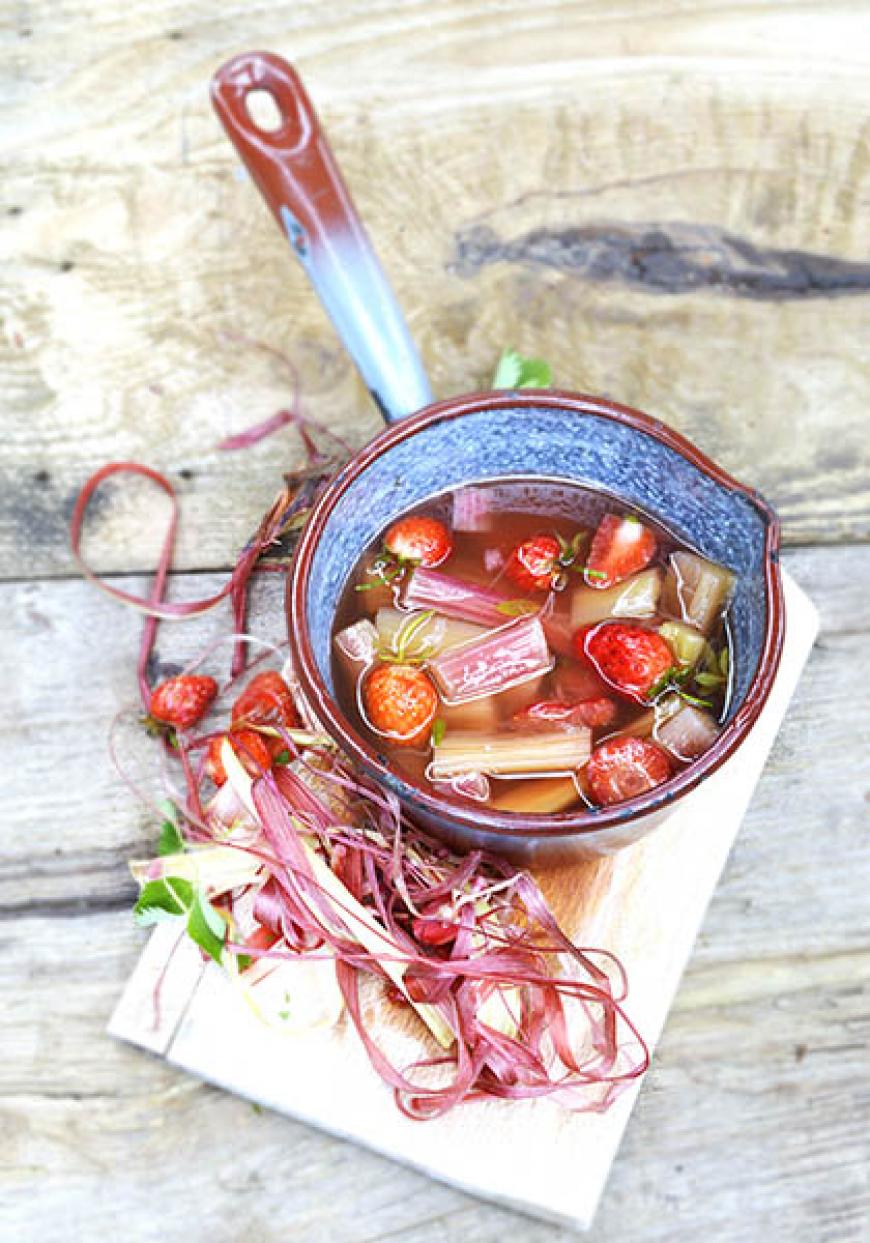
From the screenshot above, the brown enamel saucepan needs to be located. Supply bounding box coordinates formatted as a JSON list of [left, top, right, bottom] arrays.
[[211, 51, 784, 863]]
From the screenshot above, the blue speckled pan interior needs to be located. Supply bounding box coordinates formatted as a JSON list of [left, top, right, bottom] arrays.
[[306, 403, 769, 722]]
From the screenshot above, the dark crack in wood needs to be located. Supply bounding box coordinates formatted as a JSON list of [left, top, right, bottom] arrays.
[[451, 222, 870, 300]]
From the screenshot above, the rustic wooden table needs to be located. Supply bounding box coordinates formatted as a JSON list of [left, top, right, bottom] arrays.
[[3, 4, 869, 1241]]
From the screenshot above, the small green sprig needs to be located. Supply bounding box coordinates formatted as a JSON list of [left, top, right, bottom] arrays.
[[694, 644, 730, 691], [496, 599, 539, 617], [646, 665, 713, 710], [134, 875, 228, 964], [378, 609, 438, 665], [492, 348, 552, 390]]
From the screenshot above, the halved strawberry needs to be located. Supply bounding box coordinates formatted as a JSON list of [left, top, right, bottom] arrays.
[[149, 674, 218, 730], [505, 534, 561, 592], [384, 515, 452, 567], [586, 736, 671, 806], [362, 663, 439, 747], [585, 513, 656, 589], [231, 671, 300, 730], [510, 697, 616, 731], [581, 622, 674, 702], [205, 729, 273, 786]]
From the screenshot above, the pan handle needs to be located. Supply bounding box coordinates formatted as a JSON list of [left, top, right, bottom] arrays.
[[211, 52, 433, 424]]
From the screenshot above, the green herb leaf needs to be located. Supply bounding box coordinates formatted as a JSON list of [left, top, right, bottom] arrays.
[[273, 749, 291, 766], [392, 609, 436, 662], [431, 718, 446, 747], [133, 877, 193, 926], [719, 646, 730, 676], [675, 689, 713, 709], [694, 671, 725, 689], [235, 952, 253, 973], [584, 567, 608, 581], [186, 889, 227, 964], [492, 348, 552, 390], [496, 599, 539, 617], [157, 801, 185, 857]]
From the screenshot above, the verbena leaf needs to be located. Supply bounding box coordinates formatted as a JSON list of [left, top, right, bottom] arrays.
[[675, 689, 713, 709], [187, 889, 227, 964], [492, 348, 552, 389], [496, 599, 538, 617], [273, 750, 291, 766], [157, 801, 185, 856], [695, 671, 725, 689], [431, 718, 446, 747], [133, 877, 193, 926], [492, 348, 523, 388]]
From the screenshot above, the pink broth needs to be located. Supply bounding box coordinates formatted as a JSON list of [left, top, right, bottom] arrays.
[[331, 481, 734, 813]]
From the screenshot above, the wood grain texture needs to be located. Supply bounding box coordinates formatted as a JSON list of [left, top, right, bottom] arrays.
[[2, 1, 870, 579], [4, 2, 869, 1239], [3, 549, 869, 1241]]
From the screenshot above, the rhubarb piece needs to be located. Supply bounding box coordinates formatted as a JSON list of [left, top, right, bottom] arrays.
[[452, 486, 494, 533], [655, 702, 720, 761], [429, 728, 590, 780], [570, 568, 662, 628], [431, 771, 491, 803], [430, 616, 552, 704], [333, 618, 378, 680], [375, 606, 485, 659], [658, 619, 707, 669], [662, 551, 735, 634], [490, 775, 583, 815], [402, 566, 510, 628]]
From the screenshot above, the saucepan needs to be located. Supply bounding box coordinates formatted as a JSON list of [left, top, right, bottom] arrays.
[[211, 52, 784, 862]]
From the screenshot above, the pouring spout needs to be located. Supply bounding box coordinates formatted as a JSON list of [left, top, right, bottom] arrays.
[[211, 51, 433, 424]]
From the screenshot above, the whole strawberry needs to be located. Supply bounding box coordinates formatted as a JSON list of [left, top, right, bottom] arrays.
[[505, 534, 561, 592], [232, 671, 300, 730], [586, 736, 671, 806], [580, 622, 674, 702], [362, 663, 439, 747], [149, 675, 218, 730], [384, 515, 453, 567], [205, 729, 273, 786]]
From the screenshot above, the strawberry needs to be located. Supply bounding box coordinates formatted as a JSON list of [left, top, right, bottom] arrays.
[[149, 674, 217, 730], [383, 515, 452, 567], [232, 671, 300, 730], [362, 663, 439, 747], [205, 729, 273, 786], [505, 534, 561, 592], [586, 736, 671, 806], [585, 513, 656, 589], [511, 697, 616, 731], [581, 622, 674, 702]]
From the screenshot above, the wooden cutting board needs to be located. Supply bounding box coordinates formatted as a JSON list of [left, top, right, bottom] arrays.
[[109, 572, 817, 1232]]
